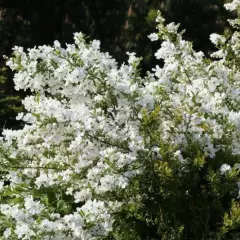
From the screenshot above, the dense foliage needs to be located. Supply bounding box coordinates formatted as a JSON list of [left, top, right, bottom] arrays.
[[0, 0, 232, 130], [1, 0, 240, 239]]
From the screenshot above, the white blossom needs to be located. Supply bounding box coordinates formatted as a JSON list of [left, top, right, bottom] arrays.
[[220, 164, 232, 175], [210, 33, 226, 46], [148, 33, 159, 41], [224, 0, 240, 11]]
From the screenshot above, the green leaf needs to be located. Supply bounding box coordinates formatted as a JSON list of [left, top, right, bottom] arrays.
[[57, 200, 67, 211], [9, 197, 23, 204], [14, 185, 26, 192], [41, 195, 49, 206]]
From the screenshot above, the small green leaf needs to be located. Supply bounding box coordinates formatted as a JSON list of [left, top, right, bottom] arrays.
[[14, 185, 26, 192], [79, 210, 85, 217], [9, 197, 23, 204], [41, 195, 49, 206], [57, 200, 67, 210]]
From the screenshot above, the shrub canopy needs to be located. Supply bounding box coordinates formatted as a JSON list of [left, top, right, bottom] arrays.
[[1, 1, 240, 239]]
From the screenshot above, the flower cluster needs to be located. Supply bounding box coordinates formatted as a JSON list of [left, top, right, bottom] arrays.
[[0, 1, 240, 239]]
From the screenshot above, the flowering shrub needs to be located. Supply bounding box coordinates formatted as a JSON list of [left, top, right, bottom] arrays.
[[1, 1, 240, 239]]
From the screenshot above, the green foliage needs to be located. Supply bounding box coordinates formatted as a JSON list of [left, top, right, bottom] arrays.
[[220, 201, 240, 239], [0, 67, 23, 132], [106, 104, 240, 239]]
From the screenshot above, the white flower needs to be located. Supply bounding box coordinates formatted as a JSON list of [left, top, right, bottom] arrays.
[[15, 223, 34, 239], [174, 150, 185, 162], [126, 52, 139, 65], [148, 33, 159, 41], [220, 164, 231, 175], [24, 195, 44, 215], [224, 0, 240, 11], [210, 33, 226, 45], [3, 228, 11, 238], [35, 173, 55, 188], [166, 22, 179, 33], [155, 41, 176, 59], [0, 182, 4, 191], [229, 111, 240, 127], [91, 40, 101, 50], [74, 189, 92, 203]]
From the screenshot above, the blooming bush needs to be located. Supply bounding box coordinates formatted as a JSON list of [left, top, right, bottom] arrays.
[[1, 1, 240, 239]]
